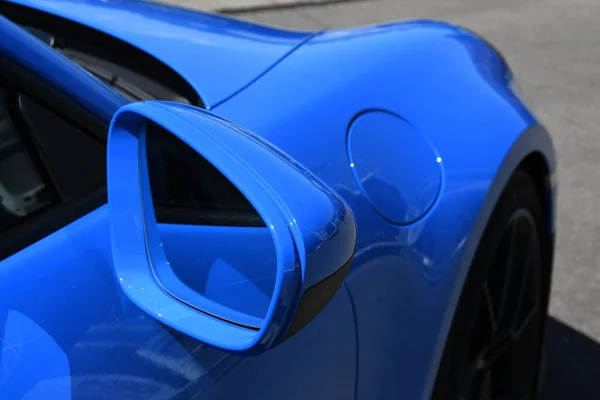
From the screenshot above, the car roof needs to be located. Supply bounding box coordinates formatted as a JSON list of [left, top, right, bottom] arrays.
[[6, 0, 312, 109], [0, 14, 127, 123]]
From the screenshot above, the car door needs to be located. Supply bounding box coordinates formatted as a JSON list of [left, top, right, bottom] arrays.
[[0, 20, 357, 400]]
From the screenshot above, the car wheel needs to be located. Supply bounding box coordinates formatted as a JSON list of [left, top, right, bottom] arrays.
[[432, 169, 551, 400]]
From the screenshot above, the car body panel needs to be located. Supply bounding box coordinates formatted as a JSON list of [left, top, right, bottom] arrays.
[[6, 0, 313, 108], [0, 205, 358, 400], [0, 4, 556, 400], [346, 109, 443, 225], [212, 22, 555, 399]]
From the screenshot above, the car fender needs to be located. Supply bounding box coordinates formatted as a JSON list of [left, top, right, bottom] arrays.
[[213, 20, 556, 399]]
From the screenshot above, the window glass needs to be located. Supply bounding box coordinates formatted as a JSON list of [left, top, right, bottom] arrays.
[[2, 1, 201, 104], [0, 88, 55, 230], [59, 48, 191, 104], [0, 84, 107, 234], [17, 94, 106, 200], [3, 9, 201, 105]]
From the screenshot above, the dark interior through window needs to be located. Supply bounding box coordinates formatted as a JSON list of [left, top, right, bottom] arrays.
[[0, 88, 54, 230], [0, 85, 105, 233], [0, 3, 203, 105], [145, 123, 265, 227]]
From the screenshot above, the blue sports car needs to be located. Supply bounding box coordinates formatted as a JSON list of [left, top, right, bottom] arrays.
[[0, 1, 556, 399]]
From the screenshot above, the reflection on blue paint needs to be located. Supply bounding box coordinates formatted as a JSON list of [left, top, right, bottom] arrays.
[[0, 310, 71, 400]]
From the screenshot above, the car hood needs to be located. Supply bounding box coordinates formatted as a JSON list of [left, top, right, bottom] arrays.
[[8, 0, 313, 108]]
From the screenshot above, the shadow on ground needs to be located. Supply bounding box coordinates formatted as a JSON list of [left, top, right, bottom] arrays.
[[542, 317, 600, 399]]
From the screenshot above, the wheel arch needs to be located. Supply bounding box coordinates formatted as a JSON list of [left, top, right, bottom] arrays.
[[424, 123, 556, 399], [511, 149, 556, 313], [461, 124, 556, 288], [519, 150, 556, 237]]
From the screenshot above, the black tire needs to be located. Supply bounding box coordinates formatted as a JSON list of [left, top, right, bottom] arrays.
[[432, 169, 551, 400]]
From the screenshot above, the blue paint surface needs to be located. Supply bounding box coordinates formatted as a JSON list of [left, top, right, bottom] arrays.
[[159, 224, 277, 323], [347, 110, 442, 225], [0, 3, 556, 400]]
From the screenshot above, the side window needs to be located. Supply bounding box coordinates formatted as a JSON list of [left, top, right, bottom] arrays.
[[16, 94, 105, 199], [0, 85, 105, 234], [0, 88, 54, 230]]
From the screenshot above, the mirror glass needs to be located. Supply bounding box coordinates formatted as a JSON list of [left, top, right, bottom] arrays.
[[140, 123, 277, 328]]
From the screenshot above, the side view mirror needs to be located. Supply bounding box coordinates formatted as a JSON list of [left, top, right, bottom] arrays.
[[107, 101, 356, 354]]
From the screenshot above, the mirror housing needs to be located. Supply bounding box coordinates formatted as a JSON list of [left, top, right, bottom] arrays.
[[107, 101, 356, 353]]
